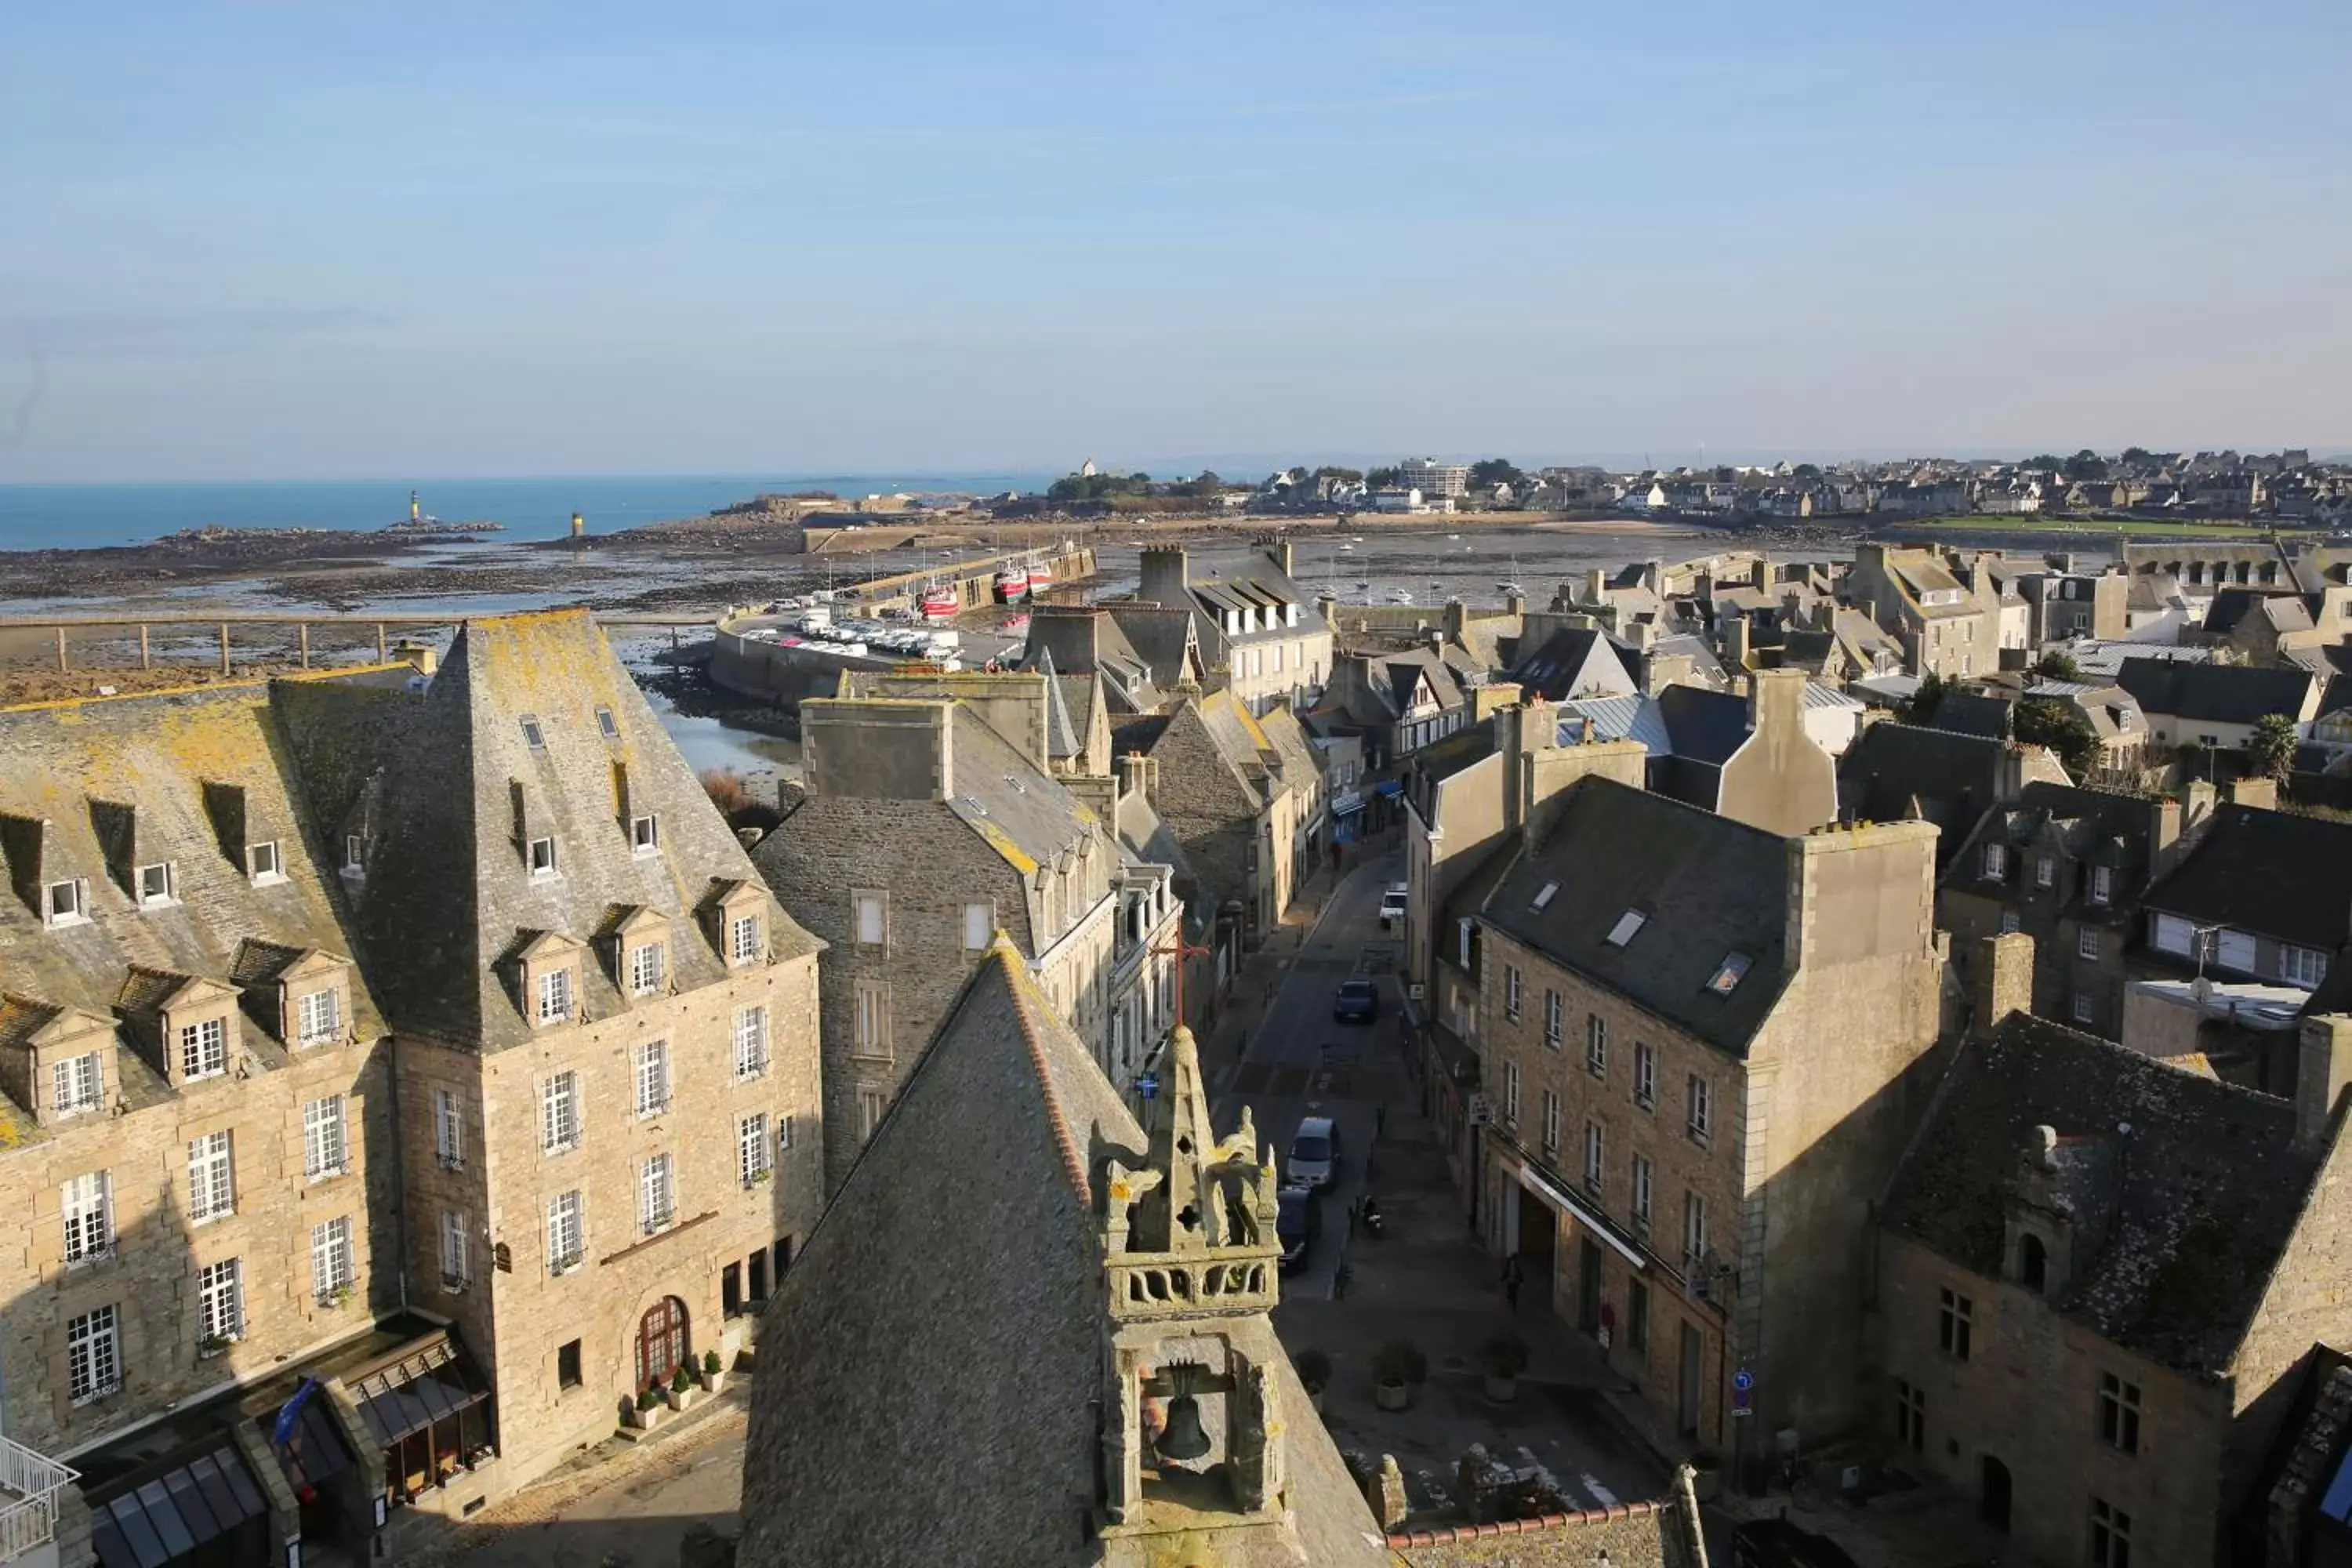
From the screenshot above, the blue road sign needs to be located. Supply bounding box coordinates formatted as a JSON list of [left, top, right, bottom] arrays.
[[1733, 1368, 1754, 1392], [1137, 1074, 1159, 1101]]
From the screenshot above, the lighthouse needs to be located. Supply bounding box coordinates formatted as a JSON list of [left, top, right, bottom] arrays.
[[409, 490, 421, 523], [570, 512, 586, 542]]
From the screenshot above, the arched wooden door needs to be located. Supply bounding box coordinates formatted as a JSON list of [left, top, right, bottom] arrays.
[[635, 1296, 689, 1391]]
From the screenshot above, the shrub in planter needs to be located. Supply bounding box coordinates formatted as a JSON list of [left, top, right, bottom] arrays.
[[1294, 1349, 1332, 1394], [703, 1350, 723, 1377], [1481, 1332, 1530, 1403], [1372, 1340, 1427, 1410], [671, 1366, 695, 1394], [637, 1388, 662, 1411]]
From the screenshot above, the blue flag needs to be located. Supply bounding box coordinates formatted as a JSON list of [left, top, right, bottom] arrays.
[[271, 1377, 320, 1448]]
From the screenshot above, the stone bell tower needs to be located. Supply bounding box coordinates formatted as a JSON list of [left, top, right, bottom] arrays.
[[1097, 1024, 1303, 1559]]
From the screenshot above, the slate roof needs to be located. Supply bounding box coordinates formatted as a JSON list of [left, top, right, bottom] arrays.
[[1100, 604, 1203, 696], [1509, 628, 1635, 702], [2114, 657, 2315, 726], [1479, 778, 1791, 1057], [733, 951, 1390, 1567], [2203, 588, 2313, 638], [1929, 692, 2013, 740], [1653, 685, 1748, 765], [1882, 1013, 2317, 1377], [1023, 607, 1178, 713], [2142, 802, 2352, 952], [276, 610, 818, 1051], [1838, 723, 2016, 870]]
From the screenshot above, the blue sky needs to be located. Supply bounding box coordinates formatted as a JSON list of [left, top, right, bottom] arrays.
[[5, 0, 2349, 481]]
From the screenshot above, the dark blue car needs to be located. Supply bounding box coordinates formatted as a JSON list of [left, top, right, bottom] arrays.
[[1276, 1185, 1320, 1272], [1332, 979, 1380, 1024]]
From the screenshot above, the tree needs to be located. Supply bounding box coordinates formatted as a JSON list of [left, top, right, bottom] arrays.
[[1903, 673, 1947, 726], [1366, 466, 1403, 488], [2121, 447, 2152, 466], [1310, 465, 1364, 484], [2063, 448, 2108, 481], [2247, 712, 2299, 782], [2024, 454, 2066, 472], [2014, 698, 2100, 779], [1791, 463, 1822, 480], [1467, 458, 1525, 491], [2034, 650, 2085, 682]]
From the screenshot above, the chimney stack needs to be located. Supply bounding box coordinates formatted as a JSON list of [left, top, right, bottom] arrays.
[[1974, 931, 2034, 1043], [1725, 613, 1753, 671], [2295, 1014, 2352, 1152]]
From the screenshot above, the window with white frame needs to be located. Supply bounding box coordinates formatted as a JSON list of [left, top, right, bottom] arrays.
[[188, 1131, 234, 1221], [1687, 1073, 1714, 1142], [198, 1258, 244, 1343], [440, 1210, 470, 1287], [180, 1016, 228, 1080], [247, 840, 281, 883], [858, 1090, 887, 1142], [779, 1112, 797, 1151], [1682, 1191, 1708, 1269], [630, 814, 660, 855], [2077, 928, 2102, 961], [1583, 1121, 1604, 1189], [296, 987, 341, 1046], [44, 877, 88, 926], [2072, 991, 2096, 1025], [303, 1095, 348, 1180], [2150, 912, 2195, 956], [1632, 1152, 1654, 1229], [1585, 1014, 1608, 1076], [739, 1112, 771, 1186], [542, 1070, 581, 1152], [341, 835, 364, 877], [963, 902, 993, 951], [1982, 843, 2007, 880], [62, 1171, 112, 1263], [2090, 1500, 2132, 1568], [2089, 865, 2114, 904], [629, 940, 666, 997], [310, 1215, 354, 1303], [527, 836, 557, 878], [1634, 1041, 1657, 1109], [546, 1190, 584, 1272], [730, 913, 764, 964], [733, 1006, 770, 1078], [1540, 1090, 1559, 1153], [2284, 945, 2329, 990], [1504, 1058, 1521, 1123], [53, 1051, 102, 1117], [434, 1088, 464, 1169], [67, 1305, 119, 1403], [633, 1040, 671, 1117], [2034, 855, 2055, 888], [1543, 990, 1564, 1048], [854, 892, 886, 947], [639, 1152, 676, 1235], [1504, 965, 1523, 1021], [2217, 927, 2257, 973], [137, 862, 178, 907], [535, 965, 573, 1025]]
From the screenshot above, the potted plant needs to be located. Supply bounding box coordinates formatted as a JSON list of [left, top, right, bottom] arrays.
[[1295, 1349, 1332, 1414], [1371, 1339, 1426, 1412], [330, 1284, 354, 1309], [1481, 1331, 1530, 1403], [197, 1333, 231, 1361], [631, 1388, 663, 1430], [702, 1348, 727, 1396], [666, 1363, 697, 1412]]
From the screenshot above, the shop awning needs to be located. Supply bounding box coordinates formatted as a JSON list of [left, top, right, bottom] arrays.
[[350, 1341, 490, 1447], [1374, 779, 1405, 797], [270, 1395, 352, 1492], [1330, 789, 1365, 817], [91, 1446, 267, 1568], [1513, 1153, 1650, 1271]]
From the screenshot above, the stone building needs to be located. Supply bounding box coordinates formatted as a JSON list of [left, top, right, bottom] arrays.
[[1838, 723, 2072, 873], [1874, 934, 2352, 1568], [732, 948, 1395, 1566], [1936, 782, 2190, 1040], [1114, 690, 1323, 969], [1845, 543, 2007, 679], [1134, 545, 1332, 716], [1463, 780, 1946, 1472], [753, 691, 1176, 1189], [0, 609, 826, 1559]]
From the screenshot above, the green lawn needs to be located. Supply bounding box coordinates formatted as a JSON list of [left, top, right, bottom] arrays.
[[1896, 515, 2320, 539]]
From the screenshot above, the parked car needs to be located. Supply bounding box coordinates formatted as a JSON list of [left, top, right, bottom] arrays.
[[1332, 979, 1380, 1024], [1287, 1116, 1341, 1191], [1379, 882, 1409, 929], [1276, 1185, 1320, 1272]]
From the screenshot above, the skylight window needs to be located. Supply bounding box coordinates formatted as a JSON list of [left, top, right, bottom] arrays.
[[1705, 953, 1753, 996], [1606, 910, 1647, 947], [520, 716, 546, 748], [596, 707, 620, 740], [1530, 881, 1560, 912]]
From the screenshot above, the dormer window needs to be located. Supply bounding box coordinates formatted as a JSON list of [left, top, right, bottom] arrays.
[[628, 941, 666, 997], [341, 835, 365, 880], [2088, 866, 2113, 905], [535, 966, 574, 1026], [630, 815, 661, 856], [296, 988, 343, 1047], [247, 841, 283, 884], [51, 1052, 103, 1118], [1981, 844, 2007, 881], [597, 707, 620, 740], [136, 862, 177, 907], [179, 1016, 228, 1080], [44, 878, 89, 927], [1705, 953, 1752, 996], [528, 837, 559, 880], [729, 913, 764, 965], [2034, 855, 2055, 889], [521, 716, 546, 749]]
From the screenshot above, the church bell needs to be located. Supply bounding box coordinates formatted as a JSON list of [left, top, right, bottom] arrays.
[[1156, 1392, 1211, 1463]]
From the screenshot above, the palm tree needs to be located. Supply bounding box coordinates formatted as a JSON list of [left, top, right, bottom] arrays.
[[2246, 713, 2299, 783]]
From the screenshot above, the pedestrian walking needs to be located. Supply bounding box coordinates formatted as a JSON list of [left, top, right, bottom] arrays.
[[1501, 1252, 1523, 1313]]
